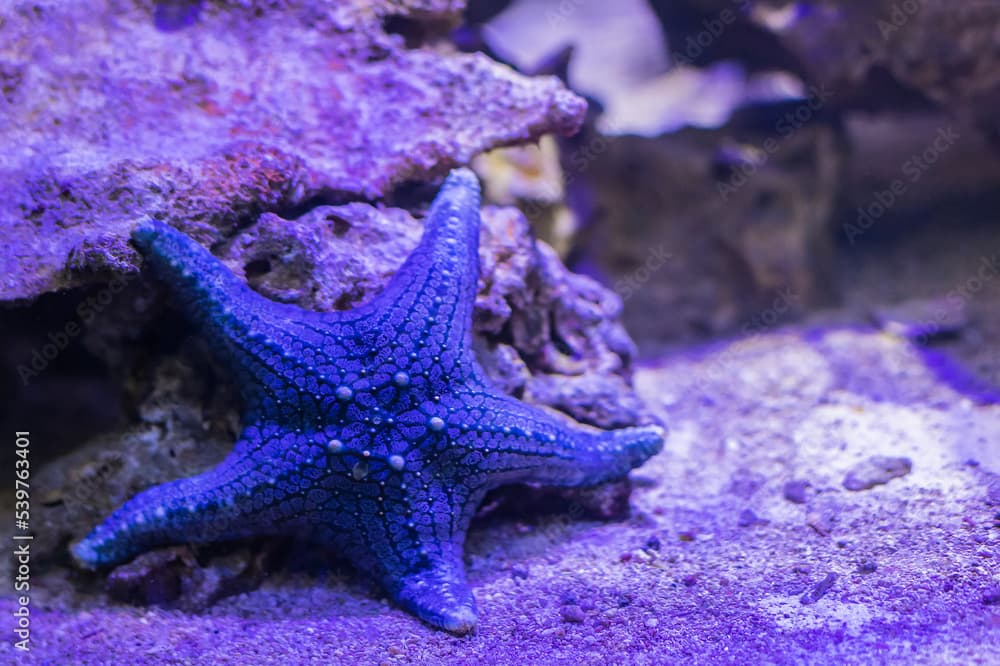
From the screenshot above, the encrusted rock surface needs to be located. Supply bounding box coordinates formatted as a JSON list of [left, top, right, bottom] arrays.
[[0, 0, 585, 301]]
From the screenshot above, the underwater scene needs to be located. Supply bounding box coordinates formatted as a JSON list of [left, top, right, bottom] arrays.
[[2, 1, 999, 664]]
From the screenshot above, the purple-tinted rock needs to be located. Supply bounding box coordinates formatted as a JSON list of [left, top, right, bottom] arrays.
[[32, 356, 240, 560], [105, 548, 190, 608], [767, 1, 1000, 134], [574, 128, 840, 345], [843, 456, 913, 491], [0, 0, 585, 301], [560, 480, 636, 520], [510, 565, 530, 581], [106, 543, 277, 612], [856, 561, 878, 574], [727, 468, 766, 500], [737, 509, 767, 528], [841, 114, 1000, 238], [782, 480, 811, 504], [806, 511, 834, 537], [481, 476, 635, 525], [559, 604, 587, 624]]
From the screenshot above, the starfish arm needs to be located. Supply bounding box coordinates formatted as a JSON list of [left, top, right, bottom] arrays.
[[71, 437, 291, 569], [131, 218, 257, 324], [364, 168, 483, 361], [375, 480, 486, 635], [131, 218, 349, 421], [448, 391, 665, 488], [390, 555, 478, 634]]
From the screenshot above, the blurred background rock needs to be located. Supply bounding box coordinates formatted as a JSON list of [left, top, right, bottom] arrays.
[[464, 0, 1000, 348]]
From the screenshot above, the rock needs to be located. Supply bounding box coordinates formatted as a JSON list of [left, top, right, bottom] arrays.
[[856, 561, 878, 575], [473, 137, 579, 258], [806, 511, 834, 537], [737, 509, 767, 528], [0, 0, 585, 301], [782, 480, 810, 504], [841, 114, 1000, 242], [559, 604, 587, 623], [482, 0, 802, 136], [726, 468, 766, 500], [561, 481, 636, 520], [32, 357, 239, 560], [483, 0, 669, 124], [105, 543, 278, 612], [572, 125, 840, 345], [510, 566, 530, 581], [764, 1, 1000, 135], [481, 476, 635, 524], [843, 456, 913, 491], [105, 548, 191, 607]]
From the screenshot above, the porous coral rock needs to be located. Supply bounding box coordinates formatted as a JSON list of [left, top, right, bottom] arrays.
[[0, 0, 585, 301]]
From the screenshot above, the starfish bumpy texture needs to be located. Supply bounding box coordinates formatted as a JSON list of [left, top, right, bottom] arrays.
[[72, 168, 664, 633]]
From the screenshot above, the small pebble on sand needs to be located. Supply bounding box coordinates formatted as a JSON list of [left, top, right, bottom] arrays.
[[843, 456, 912, 491], [783, 480, 810, 504], [559, 604, 587, 624]]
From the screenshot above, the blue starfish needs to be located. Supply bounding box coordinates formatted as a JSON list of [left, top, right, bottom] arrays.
[[72, 168, 664, 633]]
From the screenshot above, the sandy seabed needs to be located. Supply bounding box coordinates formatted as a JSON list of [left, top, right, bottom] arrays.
[[3, 321, 999, 665]]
